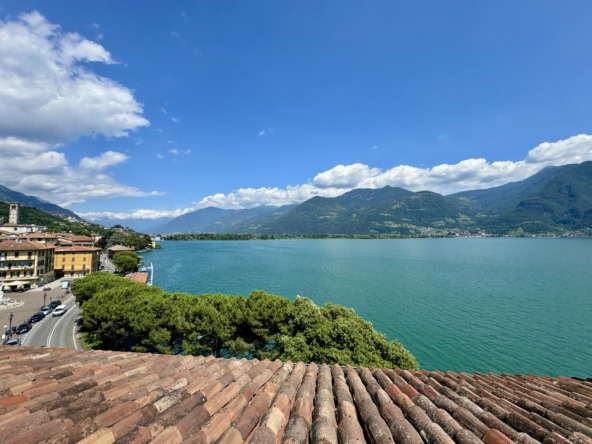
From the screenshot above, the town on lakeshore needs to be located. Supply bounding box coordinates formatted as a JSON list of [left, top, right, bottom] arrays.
[[1, 3, 592, 441]]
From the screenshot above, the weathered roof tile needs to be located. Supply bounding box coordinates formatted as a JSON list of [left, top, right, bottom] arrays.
[[1, 346, 591, 443]]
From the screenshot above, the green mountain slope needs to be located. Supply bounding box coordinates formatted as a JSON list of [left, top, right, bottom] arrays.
[[483, 161, 592, 233], [450, 166, 563, 214], [0, 184, 79, 219], [155, 161, 592, 237], [249, 186, 481, 235]]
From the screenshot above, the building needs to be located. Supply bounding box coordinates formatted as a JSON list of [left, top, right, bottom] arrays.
[[108, 244, 135, 259], [0, 239, 55, 290], [20, 232, 60, 246], [56, 233, 96, 247], [8, 203, 19, 224], [0, 223, 46, 234], [54, 245, 101, 278]]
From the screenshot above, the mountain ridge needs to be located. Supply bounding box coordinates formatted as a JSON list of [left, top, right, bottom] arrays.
[[0, 185, 80, 220], [155, 161, 592, 236]]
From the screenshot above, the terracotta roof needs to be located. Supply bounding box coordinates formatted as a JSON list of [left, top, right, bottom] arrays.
[[21, 232, 59, 239], [57, 234, 95, 242], [125, 271, 149, 283], [0, 239, 52, 251], [0, 347, 590, 443], [109, 245, 135, 251], [55, 245, 101, 252]]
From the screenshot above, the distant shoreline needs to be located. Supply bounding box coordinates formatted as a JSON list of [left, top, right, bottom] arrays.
[[157, 232, 591, 241]]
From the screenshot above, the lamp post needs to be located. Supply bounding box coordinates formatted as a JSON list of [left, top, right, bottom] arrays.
[[43, 292, 47, 307], [9, 312, 13, 332]]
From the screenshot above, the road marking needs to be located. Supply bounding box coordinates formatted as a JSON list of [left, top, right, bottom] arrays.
[[72, 322, 79, 349], [46, 300, 76, 348], [46, 311, 67, 348]]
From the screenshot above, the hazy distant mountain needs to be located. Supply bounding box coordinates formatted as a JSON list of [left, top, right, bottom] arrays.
[[153, 206, 295, 234], [91, 217, 175, 233], [0, 184, 80, 219]]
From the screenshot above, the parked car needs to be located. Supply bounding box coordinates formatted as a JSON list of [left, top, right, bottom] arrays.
[[3, 338, 21, 346], [16, 322, 32, 334], [52, 305, 67, 317], [40, 306, 52, 316], [29, 312, 45, 323], [48, 300, 61, 310]]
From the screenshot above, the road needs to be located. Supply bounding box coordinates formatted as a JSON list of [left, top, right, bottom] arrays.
[[20, 297, 82, 349]]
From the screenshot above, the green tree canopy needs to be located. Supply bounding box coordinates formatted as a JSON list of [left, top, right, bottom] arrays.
[[72, 274, 419, 369], [112, 251, 141, 273]]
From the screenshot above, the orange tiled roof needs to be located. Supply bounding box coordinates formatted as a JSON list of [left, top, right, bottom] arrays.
[[21, 232, 59, 239], [0, 239, 52, 251], [0, 347, 590, 443], [55, 245, 101, 252], [125, 271, 149, 283], [109, 245, 135, 251], [57, 233, 95, 241]]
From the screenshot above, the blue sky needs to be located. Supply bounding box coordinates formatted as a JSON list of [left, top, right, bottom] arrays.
[[1, 1, 592, 222]]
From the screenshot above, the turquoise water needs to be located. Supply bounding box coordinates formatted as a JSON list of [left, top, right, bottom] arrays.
[[140, 238, 592, 377]]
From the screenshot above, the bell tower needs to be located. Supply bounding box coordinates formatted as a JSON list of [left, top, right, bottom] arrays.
[[9, 203, 19, 224]]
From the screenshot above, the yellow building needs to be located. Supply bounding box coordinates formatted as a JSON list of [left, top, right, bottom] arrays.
[[0, 240, 55, 290], [54, 246, 101, 278]]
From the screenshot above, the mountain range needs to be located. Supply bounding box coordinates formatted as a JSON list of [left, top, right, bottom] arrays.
[[0, 184, 80, 220], [2, 161, 591, 236], [151, 161, 592, 236]]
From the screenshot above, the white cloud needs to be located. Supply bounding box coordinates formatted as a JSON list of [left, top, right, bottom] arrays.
[[258, 128, 273, 136], [79, 208, 192, 221], [79, 151, 128, 170], [190, 134, 592, 210], [168, 148, 191, 156], [313, 164, 381, 189], [88, 134, 592, 220], [0, 11, 156, 205], [171, 117, 180, 123]]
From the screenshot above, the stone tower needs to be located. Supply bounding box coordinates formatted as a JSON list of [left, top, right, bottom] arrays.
[[9, 203, 19, 224]]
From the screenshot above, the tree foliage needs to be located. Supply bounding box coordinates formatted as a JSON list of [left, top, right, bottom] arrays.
[[112, 251, 141, 273], [72, 273, 419, 369]]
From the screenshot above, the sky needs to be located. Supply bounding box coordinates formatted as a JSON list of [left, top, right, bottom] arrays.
[[1, 1, 592, 223]]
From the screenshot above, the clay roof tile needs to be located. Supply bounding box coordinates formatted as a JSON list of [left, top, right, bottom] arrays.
[[1, 346, 591, 443]]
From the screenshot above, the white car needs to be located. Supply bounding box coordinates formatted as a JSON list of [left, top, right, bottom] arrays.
[[52, 305, 67, 316]]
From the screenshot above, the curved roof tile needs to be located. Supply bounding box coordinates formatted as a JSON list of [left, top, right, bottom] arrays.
[[0, 347, 590, 443]]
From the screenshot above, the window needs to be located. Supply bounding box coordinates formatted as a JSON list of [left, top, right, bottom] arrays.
[[14, 252, 19, 258], [71, 265, 74, 271], [0, 252, 5, 260], [82, 264, 86, 270], [62, 257, 65, 262]]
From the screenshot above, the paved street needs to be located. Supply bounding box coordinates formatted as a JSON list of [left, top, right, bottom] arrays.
[[2, 278, 83, 348], [20, 297, 82, 348]]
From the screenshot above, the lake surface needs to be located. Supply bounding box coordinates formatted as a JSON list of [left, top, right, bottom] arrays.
[[140, 238, 591, 377]]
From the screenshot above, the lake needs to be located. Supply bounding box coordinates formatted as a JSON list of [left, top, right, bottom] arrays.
[[139, 238, 591, 377]]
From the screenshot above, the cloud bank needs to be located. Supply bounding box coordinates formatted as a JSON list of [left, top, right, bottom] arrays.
[[191, 134, 592, 209], [82, 134, 592, 221], [0, 11, 155, 205]]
